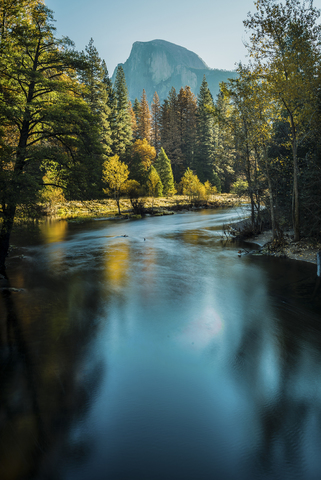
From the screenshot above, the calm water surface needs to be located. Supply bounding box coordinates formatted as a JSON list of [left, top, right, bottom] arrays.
[[1, 207, 321, 480]]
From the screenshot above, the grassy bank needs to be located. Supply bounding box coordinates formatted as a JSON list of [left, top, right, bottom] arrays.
[[32, 194, 244, 221]]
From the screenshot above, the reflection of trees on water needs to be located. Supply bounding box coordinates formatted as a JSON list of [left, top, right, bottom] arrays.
[[0, 269, 106, 480], [233, 298, 321, 478]]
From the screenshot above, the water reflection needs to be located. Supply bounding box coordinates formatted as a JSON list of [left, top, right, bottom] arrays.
[[0, 267, 105, 480], [104, 239, 129, 289], [40, 220, 68, 244], [1, 208, 321, 480]]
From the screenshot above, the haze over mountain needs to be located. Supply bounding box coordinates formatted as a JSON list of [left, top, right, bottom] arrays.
[[111, 40, 237, 103]]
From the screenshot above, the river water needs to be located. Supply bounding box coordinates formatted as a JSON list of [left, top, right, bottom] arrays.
[[1, 207, 321, 480]]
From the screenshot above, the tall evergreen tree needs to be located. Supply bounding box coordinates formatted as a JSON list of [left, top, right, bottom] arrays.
[[151, 92, 161, 154], [177, 86, 197, 174], [212, 91, 235, 192], [128, 100, 138, 140], [154, 148, 175, 196], [132, 98, 140, 140], [100, 60, 113, 157], [137, 89, 151, 142], [196, 75, 215, 183], [111, 65, 132, 158], [81, 39, 112, 158], [160, 87, 182, 182]]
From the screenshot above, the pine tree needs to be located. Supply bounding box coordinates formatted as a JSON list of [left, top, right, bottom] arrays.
[[102, 60, 113, 98], [177, 86, 197, 174], [154, 148, 175, 196], [160, 87, 182, 182], [111, 65, 132, 158], [101, 60, 113, 157], [151, 92, 161, 154], [212, 91, 235, 192], [128, 100, 137, 139], [82, 47, 113, 158], [196, 75, 215, 183], [82, 38, 103, 111], [137, 89, 151, 142], [132, 98, 140, 140]]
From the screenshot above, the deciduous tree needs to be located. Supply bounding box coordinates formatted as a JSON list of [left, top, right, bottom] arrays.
[[147, 165, 163, 211], [244, 0, 321, 240], [102, 155, 129, 214]]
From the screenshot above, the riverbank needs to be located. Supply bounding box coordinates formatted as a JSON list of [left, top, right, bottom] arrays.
[[31, 193, 243, 221], [228, 218, 321, 265]]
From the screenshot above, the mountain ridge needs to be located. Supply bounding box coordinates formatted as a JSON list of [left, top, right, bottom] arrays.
[[111, 39, 237, 103]]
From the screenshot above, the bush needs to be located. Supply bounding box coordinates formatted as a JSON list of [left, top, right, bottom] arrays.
[[231, 179, 248, 196]]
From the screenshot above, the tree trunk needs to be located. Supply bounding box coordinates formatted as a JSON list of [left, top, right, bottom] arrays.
[[267, 176, 276, 240], [116, 198, 121, 215], [0, 205, 17, 275], [288, 110, 300, 241], [292, 136, 300, 242], [245, 152, 255, 226], [292, 139, 300, 241], [264, 147, 277, 241]]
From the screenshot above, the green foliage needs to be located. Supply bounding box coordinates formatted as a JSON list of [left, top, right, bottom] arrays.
[[196, 75, 215, 183], [151, 92, 161, 154], [147, 165, 163, 199], [111, 66, 132, 158], [137, 89, 151, 142], [231, 179, 248, 197], [123, 179, 145, 214], [211, 171, 222, 193], [160, 88, 183, 182], [243, 0, 321, 240], [180, 168, 206, 203], [129, 138, 156, 186], [154, 148, 176, 196], [102, 155, 129, 214]]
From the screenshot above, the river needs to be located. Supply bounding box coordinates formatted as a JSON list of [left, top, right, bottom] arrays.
[[1, 206, 321, 480]]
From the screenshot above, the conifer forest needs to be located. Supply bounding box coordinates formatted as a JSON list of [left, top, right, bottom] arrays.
[[1, 0, 321, 271]]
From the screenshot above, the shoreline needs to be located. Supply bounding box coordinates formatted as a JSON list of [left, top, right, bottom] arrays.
[[228, 218, 321, 266], [40, 193, 243, 221], [10, 194, 244, 227]]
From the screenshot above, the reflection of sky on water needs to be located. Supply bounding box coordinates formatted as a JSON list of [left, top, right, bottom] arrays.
[[178, 305, 224, 350]]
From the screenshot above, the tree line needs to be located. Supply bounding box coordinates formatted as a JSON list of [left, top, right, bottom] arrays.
[[1, 0, 321, 272]]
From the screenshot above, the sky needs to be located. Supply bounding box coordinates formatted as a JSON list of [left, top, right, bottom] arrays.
[[45, 0, 321, 76]]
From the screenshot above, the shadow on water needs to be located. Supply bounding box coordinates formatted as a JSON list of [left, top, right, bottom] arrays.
[[0, 266, 106, 480]]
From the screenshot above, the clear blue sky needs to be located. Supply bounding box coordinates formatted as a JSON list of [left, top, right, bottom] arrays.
[[45, 0, 321, 76]]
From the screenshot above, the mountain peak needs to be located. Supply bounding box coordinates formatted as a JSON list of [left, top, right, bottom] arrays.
[[112, 40, 236, 103], [130, 39, 210, 71]]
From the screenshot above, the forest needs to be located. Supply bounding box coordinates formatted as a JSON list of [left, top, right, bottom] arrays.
[[1, 0, 321, 272]]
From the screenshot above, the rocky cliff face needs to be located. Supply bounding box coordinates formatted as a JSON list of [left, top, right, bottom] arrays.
[[111, 39, 237, 103]]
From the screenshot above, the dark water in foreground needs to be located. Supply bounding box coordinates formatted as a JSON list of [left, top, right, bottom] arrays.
[[1, 207, 321, 480]]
